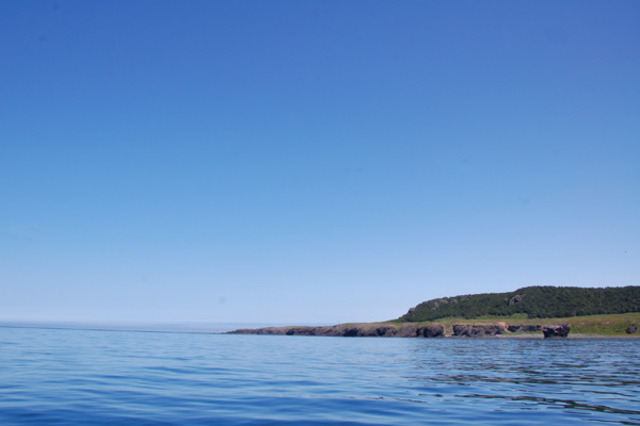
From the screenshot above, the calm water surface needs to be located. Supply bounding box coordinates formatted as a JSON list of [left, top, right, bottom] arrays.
[[1, 327, 639, 425]]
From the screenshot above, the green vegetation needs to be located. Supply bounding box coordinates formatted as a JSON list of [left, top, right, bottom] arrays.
[[396, 286, 640, 322], [551, 313, 640, 335], [391, 313, 640, 336]]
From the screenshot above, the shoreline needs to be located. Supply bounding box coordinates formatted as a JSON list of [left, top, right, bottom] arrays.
[[227, 318, 640, 339]]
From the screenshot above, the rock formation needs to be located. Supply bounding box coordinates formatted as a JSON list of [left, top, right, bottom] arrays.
[[228, 323, 445, 338], [452, 323, 506, 337], [542, 323, 570, 338], [230, 322, 577, 338], [417, 324, 445, 337]]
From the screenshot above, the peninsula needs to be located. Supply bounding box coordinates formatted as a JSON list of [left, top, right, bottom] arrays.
[[228, 286, 640, 338]]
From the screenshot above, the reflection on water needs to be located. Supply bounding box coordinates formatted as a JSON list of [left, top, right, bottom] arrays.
[[407, 339, 640, 422]]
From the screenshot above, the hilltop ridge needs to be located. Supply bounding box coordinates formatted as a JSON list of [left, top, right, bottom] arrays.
[[396, 285, 640, 322]]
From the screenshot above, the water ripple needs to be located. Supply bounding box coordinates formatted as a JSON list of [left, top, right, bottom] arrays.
[[1, 328, 639, 425]]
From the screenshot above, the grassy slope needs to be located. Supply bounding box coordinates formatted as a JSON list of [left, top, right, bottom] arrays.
[[388, 312, 640, 336]]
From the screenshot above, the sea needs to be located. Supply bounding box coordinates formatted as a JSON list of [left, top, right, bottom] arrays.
[[1, 326, 639, 425]]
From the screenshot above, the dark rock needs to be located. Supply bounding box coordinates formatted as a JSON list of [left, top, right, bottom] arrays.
[[417, 324, 445, 338], [453, 324, 505, 337], [228, 328, 256, 334], [375, 326, 398, 337], [340, 327, 359, 337], [542, 323, 570, 338], [396, 324, 418, 337], [254, 328, 284, 335], [334, 325, 392, 337], [285, 327, 317, 336], [340, 326, 377, 337], [508, 324, 542, 333], [452, 324, 470, 337]]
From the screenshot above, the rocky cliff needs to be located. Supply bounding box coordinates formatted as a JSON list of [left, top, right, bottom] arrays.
[[228, 323, 445, 338], [227, 322, 574, 338]]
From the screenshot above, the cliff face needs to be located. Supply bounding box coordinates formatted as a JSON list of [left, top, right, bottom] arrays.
[[228, 322, 572, 338], [228, 323, 445, 338], [451, 324, 505, 337]]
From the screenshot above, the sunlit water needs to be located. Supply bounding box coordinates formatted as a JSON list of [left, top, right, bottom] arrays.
[[1, 327, 639, 425]]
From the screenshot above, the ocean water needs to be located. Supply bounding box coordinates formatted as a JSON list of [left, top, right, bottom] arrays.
[[1, 327, 639, 425]]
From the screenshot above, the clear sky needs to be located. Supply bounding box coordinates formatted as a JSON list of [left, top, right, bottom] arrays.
[[2, 1, 639, 326]]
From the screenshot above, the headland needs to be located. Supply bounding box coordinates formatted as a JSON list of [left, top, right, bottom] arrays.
[[228, 286, 640, 338]]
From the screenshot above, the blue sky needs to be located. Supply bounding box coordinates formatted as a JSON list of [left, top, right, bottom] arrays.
[[2, 1, 639, 325]]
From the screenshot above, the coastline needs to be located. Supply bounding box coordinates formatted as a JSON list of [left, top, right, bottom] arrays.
[[227, 315, 640, 339]]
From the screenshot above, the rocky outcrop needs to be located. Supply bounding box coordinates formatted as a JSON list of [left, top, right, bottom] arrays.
[[417, 324, 445, 337], [452, 323, 506, 337], [542, 323, 570, 338], [228, 323, 445, 338], [397, 324, 419, 337], [341, 326, 378, 337], [231, 322, 578, 338]]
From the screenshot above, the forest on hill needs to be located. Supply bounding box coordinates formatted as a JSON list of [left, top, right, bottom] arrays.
[[396, 286, 640, 322]]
